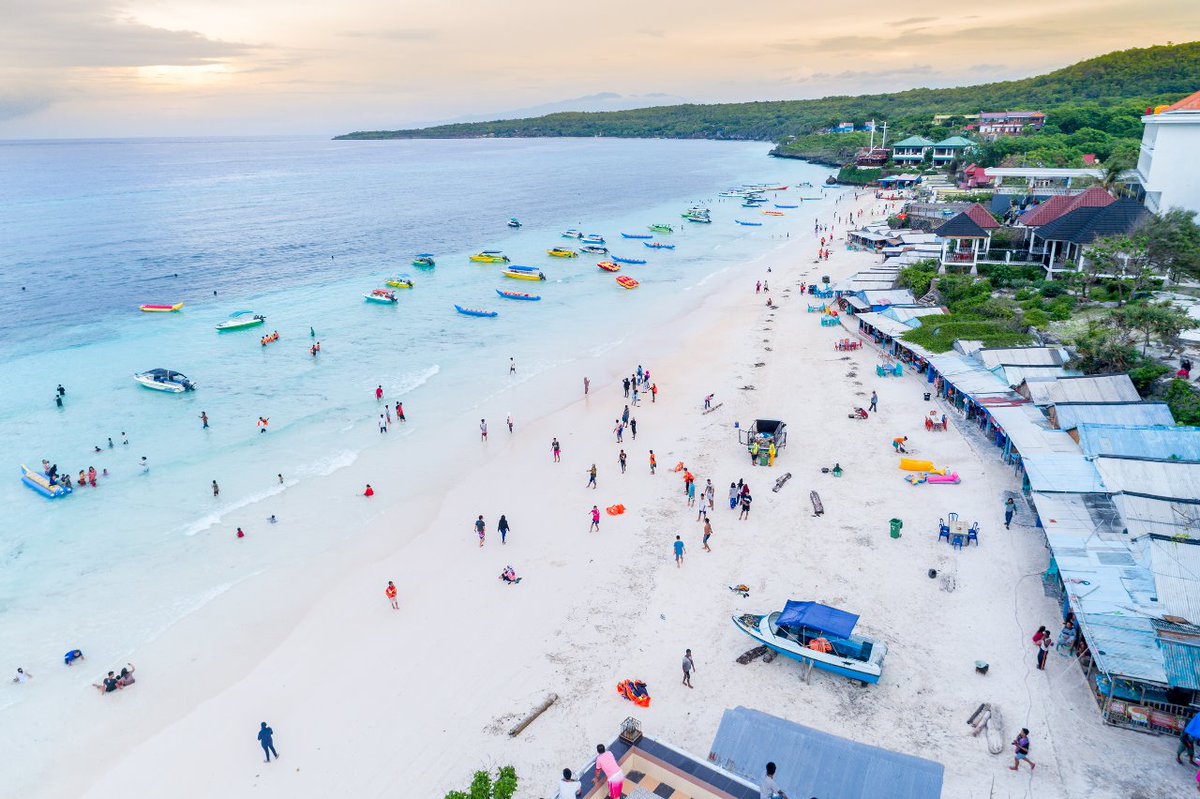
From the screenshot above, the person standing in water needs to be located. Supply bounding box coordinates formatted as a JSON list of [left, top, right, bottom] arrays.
[[583, 377, 590, 395], [509, 357, 516, 374], [212, 480, 219, 497], [200, 411, 209, 429], [375, 385, 383, 402], [396, 402, 406, 422]]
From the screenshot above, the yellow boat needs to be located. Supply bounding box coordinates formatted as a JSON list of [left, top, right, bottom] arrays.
[[469, 251, 510, 263], [139, 302, 184, 313], [385, 277, 414, 288], [546, 247, 578, 258], [502, 267, 546, 281]]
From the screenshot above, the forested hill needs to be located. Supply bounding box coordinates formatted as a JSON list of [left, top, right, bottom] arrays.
[[335, 42, 1200, 142]]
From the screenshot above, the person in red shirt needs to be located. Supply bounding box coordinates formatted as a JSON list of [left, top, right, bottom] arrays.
[[364, 484, 374, 497], [385, 581, 398, 610]]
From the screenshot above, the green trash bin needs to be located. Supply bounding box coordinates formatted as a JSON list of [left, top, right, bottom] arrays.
[[889, 518, 903, 539]]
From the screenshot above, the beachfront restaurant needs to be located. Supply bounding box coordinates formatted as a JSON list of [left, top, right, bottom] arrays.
[[932, 210, 998, 269]]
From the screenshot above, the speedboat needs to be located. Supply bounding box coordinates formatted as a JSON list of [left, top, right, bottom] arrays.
[[386, 276, 415, 288], [546, 247, 578, 258], [496, 290, 541, 301], [597, 261, 620, 272], [21, 465, 72, 499], [412, 253, 436, 268], [139, 302, 183, 313], [644, 242, 675, 249], [611, 255, 647, 265], [620, 232, 653, 239], [581, 234, 605, 245], [732, 600, 886, 685], [134, 368, 196, 393], [508, 218, 521, 228], [562, 229, 583, 239], [685, 215, 712, 224], [762, 211, 785, 217], [648, 224, 673, 234], [454, 304, 498, 318], [581, 244, 609, 255], [502, 266, 546, 281], [469, 251, 510, 263], [615, 276, 639, 289], [774, 204, 799, 209], [735, 220, 763, 226], [364, 289, 398, 303], [216, 311, 266, 331]]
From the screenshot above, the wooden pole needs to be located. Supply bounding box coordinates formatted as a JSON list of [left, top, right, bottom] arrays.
[[508, 693, 558, 737]]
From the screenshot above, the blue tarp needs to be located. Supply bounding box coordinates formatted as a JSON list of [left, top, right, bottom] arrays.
[[776, 601, 859, 638]]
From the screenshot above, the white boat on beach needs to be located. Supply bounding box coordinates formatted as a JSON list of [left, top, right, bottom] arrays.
[[134, 368, 196, 393], [732, 600, 886, 685]]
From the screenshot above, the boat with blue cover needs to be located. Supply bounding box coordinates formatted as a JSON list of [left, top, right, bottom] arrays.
[[735, 220, 763, 226], [732, 600, 886, 685], [412, 253, 436, 268], [507, 218, 521, 228], [611, 256, 647, 265], [455, 304, 498, 318], [581, 234, 605, 245], [774, 204, 799, 209], [502, 266, 546, 281], [562, 229, 583, 239]]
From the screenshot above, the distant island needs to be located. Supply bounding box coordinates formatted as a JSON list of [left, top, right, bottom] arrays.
[[335, 41, 1200, 168]]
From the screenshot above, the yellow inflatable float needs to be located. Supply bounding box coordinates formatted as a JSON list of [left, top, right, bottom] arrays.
[[899, 457, 947, 475]]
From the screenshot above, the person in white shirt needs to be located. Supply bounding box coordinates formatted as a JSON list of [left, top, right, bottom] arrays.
[[12, 667, 31, 684], [556, 767, 582, 798], [760, 761, 788, 799]]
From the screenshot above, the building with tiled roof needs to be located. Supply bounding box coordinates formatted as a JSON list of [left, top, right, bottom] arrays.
[[891, 135, 935, 165], [1137, 89, 1200, 217], [931, 136, 973, 166], [1019, 187, 1115, 229], [1033, 199, 1152, 277]]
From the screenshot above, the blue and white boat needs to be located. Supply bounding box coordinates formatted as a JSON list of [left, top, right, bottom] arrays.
[[735, 220, 763, 226], [507, 218, 521, 228], [621, 232, 653, 239], [732, 601, 886, 685], [611, 256, 647, 265], [644, 242, 675, 250], [496, 289, 541, 301], [454, 304, 498, 318], [21, 465, 72, 499], [562, 229, 583, 239], [582, 234, 605, 245], [581, 244, 609, 255], [774, 204, 799, 209]]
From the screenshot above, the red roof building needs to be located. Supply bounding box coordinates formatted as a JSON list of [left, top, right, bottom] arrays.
[[1018, 187, 1114, 228]]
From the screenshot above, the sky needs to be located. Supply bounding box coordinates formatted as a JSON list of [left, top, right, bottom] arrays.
[[0, 0, 1197, 138]]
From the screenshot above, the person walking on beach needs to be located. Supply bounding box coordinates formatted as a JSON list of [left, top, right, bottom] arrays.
[[552, 438, 561, 462], [200, 411, 209, 429], [583, 377, 590, 395], [674, 535, 685, 567], [379, 414, 388, 433], [869, 391, 877, 413], [729, 482, 739, 510], [629, 417, 637, 440], [475, 515, 486, 546], [258, 417, 269, 434], [618, 450, 627, 474], [1005, 497, 1016, 529], [683, 469, 694, 496], [623, 377, 630, 398], [386, 581, 399, 609], [212, 480, 220, 497], [498, 514, 510, 544], [509, 357, 516, 375], [1037, 629, 1052, 670], [480, 419, 487, 441], [595, 744, 624, 799], [686, 479, 696, 507], [739, 491, 752, 520], [649, 450, 656, 474], [506, 413, 514, 433], [258, 722, 279, 763], [587, 464, 597, 489], [590, 505, 600, 532], [1009, 728, 1035, 771], [375, 385, 383, 402], [756, 281, 761, 294], [704, 393, 713, 411], [631, 386, 639, 405], [613, 420, 623, 443], [696, 497, 707, 521], [396, 402, 406, 422], [682, 649, 695, 688], [622, 404, 630, 424], [705, 480, 714, 510], [703, 518, 713, 551], [651, 383, 657, 403]]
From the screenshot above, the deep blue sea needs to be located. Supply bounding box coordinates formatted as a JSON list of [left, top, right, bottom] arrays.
[[0, 136, 833, 714]]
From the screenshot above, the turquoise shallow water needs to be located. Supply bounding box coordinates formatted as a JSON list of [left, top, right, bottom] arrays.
[[0, 137, 834, 704]]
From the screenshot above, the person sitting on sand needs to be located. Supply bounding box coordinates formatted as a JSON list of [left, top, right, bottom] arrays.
[[94, 671, 120, 694], [501, 565, 520, 584], [117, 663, 136, 687]]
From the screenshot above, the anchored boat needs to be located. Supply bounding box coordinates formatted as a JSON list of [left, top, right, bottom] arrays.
[[496, 290, 541, 301], [412, 253, 436, 268], [611, 255, 647, 265], [134, 368, 195, 393], [454, 304, 498, 318], [644, 242, 675, 249], [216, 311, 266, 331], [385, 276, 415, 288], [648, 224, 673, 234], [507, 218, 521, 228], [469, 251, 510, 263], [732, 600, 886, 685], [364, 289, 398, 303], [597, 261, 620, 272], [620, 232, 653, 239], [581, 234, 605, 245], [615, 276, 639, 289], [581, 244, 609, 255], [139, 302, 183, 313], [735, 220, 763, 227], [502, 266, 546, 281], [546, 247, 578, 258], [562, 229, 583, 239]]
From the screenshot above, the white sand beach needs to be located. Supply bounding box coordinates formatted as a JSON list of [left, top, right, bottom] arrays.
[[14, 191, 1184, 799]]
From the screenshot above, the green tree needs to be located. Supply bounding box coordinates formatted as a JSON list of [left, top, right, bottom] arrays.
[[1071, 322, 1139, 373], [1165, 379, 1200, 425], [1112, 302, 1193, 355], [1144, 209, 1200, 283]]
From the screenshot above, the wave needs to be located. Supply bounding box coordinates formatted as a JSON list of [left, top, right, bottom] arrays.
[[300, 449, 359, 477], [179, 479, 298, 537]]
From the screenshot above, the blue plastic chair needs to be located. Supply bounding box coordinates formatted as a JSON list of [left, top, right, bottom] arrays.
[[948, 512, 959, 523], [952, 535, 964, 551], [937, 518, 950, 543], [967, 523, 979, 546]]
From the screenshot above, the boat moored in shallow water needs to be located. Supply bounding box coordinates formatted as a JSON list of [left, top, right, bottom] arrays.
[[364, 289, 398, 303], [648, 224, 673, 234], [546, 247, 578, 258], [644, 242, 675, 249], [455, 304, 498, 318], [412, 253, 436, 268], [502, 266, 546, 281], [385, 276, 415, 288], [732, 600, 886, 685], [507, 218, 521, 228], [139, 302, 183, 313], [615, 275, 639, 289], [611, 255, 647, 265], [735, 220, 763, 227], [496, 290, 541, 301], [621, 232, 653, 239], [134, 368, 196, 393], [216, 311, 266, 331], [469, 251, 510, 263], [581, 244, 609, 255]]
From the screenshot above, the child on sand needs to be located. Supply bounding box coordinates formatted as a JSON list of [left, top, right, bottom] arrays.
[[552, 438, 561, 462], [590, 506, 600, 532], [673, 535, 685, 567], [386, 581, 398, 609]]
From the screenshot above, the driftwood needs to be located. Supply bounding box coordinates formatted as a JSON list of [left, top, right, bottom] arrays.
[[508, 693, 558, 737], [810, 490, 825, 516]]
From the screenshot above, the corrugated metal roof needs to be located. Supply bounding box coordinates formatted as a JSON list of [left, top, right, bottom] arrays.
[[1022, 453, 1105, 493], [844, 295, 870, 310], [978, 347, 1066, 369], [1054, 402, 1175, 431], [1155, 621, 1200, 690], [928, 353, 1014, 398], [884, 306, 947, 323], [1094, 456, 1200, 502], [1050, 374, 1140, 403], [856, 312, 915, 338], [1147, 539, 1200, 623], [1077, 424, 1200, 461], [858, 289, 915, 305], [1115, 494, 1200, 539], [1079, 614, 1168, 685], [1024, 380, 1061, 406], [999, 365, 1075, 387], [987, 404, 1078, 455], [709, 707, 944, 799]]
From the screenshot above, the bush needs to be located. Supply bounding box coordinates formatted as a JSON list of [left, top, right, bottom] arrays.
[[1165, 379, 1200, 425], [494, 767, 518, 799], [1024, 309, 1050, 328], [1048, 297, 1076, 320], [1014, 286, 1036, 300], [1129, 363, 1170, 396], [1040, 281, 1068, 298]]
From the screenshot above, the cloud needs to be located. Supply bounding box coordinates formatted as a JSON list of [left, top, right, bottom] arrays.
[[895, 16, 936, 27], [0, 1, 253, 69], [338, 28, 438, 42], [0, 91, 57, 122], [775, 20, 1073, 55], [967, 63, 1009, 73]]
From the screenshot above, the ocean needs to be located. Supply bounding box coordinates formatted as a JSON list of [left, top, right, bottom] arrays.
[[0, 136, 834, 714]]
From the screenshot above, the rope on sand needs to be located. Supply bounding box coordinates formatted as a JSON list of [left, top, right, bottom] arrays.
[[508, 693, 558, 737]]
